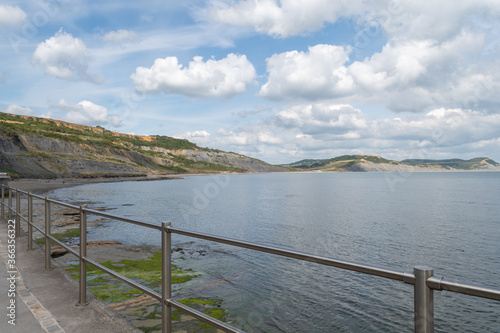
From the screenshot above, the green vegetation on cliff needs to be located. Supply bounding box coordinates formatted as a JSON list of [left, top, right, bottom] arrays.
[[0, 112, 199, 151]]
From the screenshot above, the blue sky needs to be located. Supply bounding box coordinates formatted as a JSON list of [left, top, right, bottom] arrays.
[[1, 0, 500, 164]]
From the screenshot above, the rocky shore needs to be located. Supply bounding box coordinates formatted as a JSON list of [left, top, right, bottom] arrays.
[[7, 178, 229, 333]]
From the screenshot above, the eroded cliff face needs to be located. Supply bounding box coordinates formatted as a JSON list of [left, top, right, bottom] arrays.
[[183, 150, 286, 172], [343, 161, 442, 172], [0, 133, 286, 179]]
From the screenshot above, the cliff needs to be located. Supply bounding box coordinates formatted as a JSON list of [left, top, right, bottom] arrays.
[[0, 112, 286, 179]]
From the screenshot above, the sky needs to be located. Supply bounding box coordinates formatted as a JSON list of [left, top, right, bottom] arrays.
[[1, 0, 500, 165]]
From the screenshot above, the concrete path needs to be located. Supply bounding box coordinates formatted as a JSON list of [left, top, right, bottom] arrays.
[[0, 216, 141, 333]]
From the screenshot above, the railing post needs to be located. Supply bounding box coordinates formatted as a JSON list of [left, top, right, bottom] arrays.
[[414, 266, 434, 333], [8, 187, 12, 220], [162, 222, 172, 333], [44, 196, 52, 271], [78, 205, 89, 306], [1, 185, 4, 218], [15, 190, 21, 238], [27, 192, 33, 251]]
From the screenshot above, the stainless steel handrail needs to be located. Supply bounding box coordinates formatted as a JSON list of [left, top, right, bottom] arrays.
[[169, 226, 408, 281], [1, 184, 499, 333]]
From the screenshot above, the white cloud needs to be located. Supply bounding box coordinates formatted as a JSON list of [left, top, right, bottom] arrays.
[[380, 0, 500, 41], [179, 130, 211, 139], [2, 104, 34, 116], [53, 99, 122, 127], [260, 44, 353, 100], [216, 129, 250, 145], [131, 53, 256, 98], [102, 29, 140, 43], [208, 0, 500, 41], [33, 29, 103, 83], [347, 31, 488, 111], [209, 0, 374, 38], [260, 31, 499, 112], [176, 127, 283, 156], [0, 5, 26, 29], [274, 103, 366, 136], [258, 132, 282, 144], [273, 103, 500, 145], [206, 103, 500, 163]]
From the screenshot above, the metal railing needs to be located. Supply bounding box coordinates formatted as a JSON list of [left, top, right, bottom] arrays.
[[1, 184, 499, 333]]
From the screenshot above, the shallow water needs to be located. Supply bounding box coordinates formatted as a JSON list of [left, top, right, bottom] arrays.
[[52, 172, 500, 332]]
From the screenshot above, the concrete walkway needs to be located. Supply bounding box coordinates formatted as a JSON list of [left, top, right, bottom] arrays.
[[0, 217, 141, 333]]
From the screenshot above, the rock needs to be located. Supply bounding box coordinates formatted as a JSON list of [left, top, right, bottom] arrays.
[[51, 246, 68, 258]]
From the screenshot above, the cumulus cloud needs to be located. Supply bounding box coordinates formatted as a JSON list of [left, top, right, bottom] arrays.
[[347, 31, 489, 111], [201, 103, 500, 163], [208, 0, 500, 41], [176, 126, 283, 156], [208, 0, 374, 38], [272, 103, 500, 151], [131, 53, 256, 98], [260, 44, 353, 100], [274, 104, 366, 136], [209, 0, 500, 113], [0, 4, 26, 29], [276, 103, 499, 140], [33, 29, 103, 83], [380, 0, 500, 41], [102, 29, 140, 43], [260, 31, 498, 112], [2, 104, 34, 116], [53, 99, 122, 127], [179, 130, 211, 140]]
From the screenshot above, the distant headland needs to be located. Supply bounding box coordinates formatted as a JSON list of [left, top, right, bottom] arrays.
[[283, 155, 500, 172]]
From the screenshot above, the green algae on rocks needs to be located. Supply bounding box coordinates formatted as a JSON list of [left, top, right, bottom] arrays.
[[65, 251, 199, 303], [132, 297, 228, 333], [65, 249, 230, 332], [35, 227, 81, 245]]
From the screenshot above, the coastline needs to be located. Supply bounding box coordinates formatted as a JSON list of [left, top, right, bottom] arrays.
[[8, 167, 500, 195], [8, 174, 188, 194]]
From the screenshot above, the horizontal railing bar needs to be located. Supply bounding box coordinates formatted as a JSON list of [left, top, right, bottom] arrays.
[[428, 276, 500, 301], [16, 189, 29, 196], [47, 198, 80, 210], [84, 208, 162, 231], [169, 299, 245, 333], [83, 257, 162, 301], [47, 234, 80, 257], [30, 222, 45, 235], [30, 193, 46, 200], [169, 227, 407, 282], [3, 187, 43, 200]]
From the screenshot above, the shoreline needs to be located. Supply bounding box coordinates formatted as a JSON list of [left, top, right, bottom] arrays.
[[8, 174, 192, 195], [8, 167, 500, 195]]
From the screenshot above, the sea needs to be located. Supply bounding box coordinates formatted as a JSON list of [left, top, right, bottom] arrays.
[[51, 172, 500, 332]]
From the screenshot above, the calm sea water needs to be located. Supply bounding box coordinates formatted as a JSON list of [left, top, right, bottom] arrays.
[[52, 172, 500, 332]]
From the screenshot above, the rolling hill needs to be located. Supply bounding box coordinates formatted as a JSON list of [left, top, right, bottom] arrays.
[[285, 155, 499, 172]]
